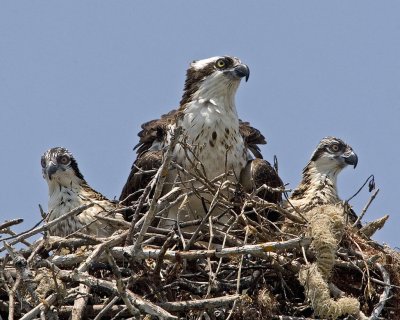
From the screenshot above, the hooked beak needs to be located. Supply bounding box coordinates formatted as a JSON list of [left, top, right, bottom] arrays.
[[342, 151, 358, 169], [232, 64, 250, 82], [46, 162, 59, 179]]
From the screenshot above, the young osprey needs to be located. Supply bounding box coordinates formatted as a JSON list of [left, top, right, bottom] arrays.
[[120, 56, 283, 224], [41, 147, 124, 237], [285, 137, 359, 222]]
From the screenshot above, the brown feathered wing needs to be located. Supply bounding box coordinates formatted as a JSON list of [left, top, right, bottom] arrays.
[[240, 158, 284, 221], [119, 110, 281, 217]]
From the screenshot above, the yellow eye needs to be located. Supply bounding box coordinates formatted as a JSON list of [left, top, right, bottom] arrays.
[[331, 144, 340, 152], [216, 59, 226, 69]]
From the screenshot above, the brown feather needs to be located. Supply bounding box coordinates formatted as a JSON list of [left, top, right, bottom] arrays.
[[134, 109, 179, 155], [120, 110, 268, 205], [119, 150, 162, 205], [239, 120, 266, 159], [240, 158, 284, 221]]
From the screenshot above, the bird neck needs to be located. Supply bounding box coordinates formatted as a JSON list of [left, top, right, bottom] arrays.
[[172, 81, 247, 181], [291, 161, 341, 206], [47, 176, 91, 209], [184, 76, 240, 115]]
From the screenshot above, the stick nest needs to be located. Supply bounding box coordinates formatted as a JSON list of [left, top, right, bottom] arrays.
[[0, 141, 399, 319]]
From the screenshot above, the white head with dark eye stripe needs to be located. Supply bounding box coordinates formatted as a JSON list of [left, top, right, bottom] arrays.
[[180, 56, 250, 107], [41, 147, 85, 187], [310, 137, 358, 174]]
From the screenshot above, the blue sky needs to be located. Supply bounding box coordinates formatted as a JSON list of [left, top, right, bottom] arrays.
[[0, 1, 399, 247]]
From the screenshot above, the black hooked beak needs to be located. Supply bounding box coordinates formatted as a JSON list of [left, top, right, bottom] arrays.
[[342, 151, 358, 169], [46, 162, 59, 179], [233, 64, 250, 82]]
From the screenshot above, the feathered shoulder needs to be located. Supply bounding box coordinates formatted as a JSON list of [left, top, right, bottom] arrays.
[[134, 109, 181, 155], [239, 120, 267, 159]]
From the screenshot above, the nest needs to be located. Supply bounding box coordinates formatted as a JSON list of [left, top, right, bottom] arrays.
[[0, 133, 399, 320]]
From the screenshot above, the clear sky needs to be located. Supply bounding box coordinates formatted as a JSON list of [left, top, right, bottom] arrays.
[[0, 1, 399, 247]]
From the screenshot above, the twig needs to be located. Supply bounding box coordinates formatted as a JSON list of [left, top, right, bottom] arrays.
[[271, 317, 314, 320], [44, 235, 102, 251], [0, 270, 15, 320], [93, 296, 119, 320], [130, 126, 182, 257], [77, 231, 128, 273], [350, 236, 373, 299], [19, 293, 58, 320], [153, 231, 176, 281], [226, 226, 249, 320], [369, 263, 391, 319], [185, 182, 225, 250], [353, 188, 380, 227], [57, 269, 177, 319], [359, 214, 388, 238], [0, 219, 24, 232], [159, 294, 239, 311], [106, 250, 140, 317], [59, 305, 128, 318], [124, 181, 153, 246], [0, 203, 95, 253], [347, 174, 375, 202], [255, 184, 291, 195], [4, 241, 39, 306], [48, 237, 311, 268], [71, 284, 91, 320]]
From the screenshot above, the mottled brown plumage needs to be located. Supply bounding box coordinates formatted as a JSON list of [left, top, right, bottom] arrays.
[[42, 147, 125, 237], [285, 137, 360, 226], [120, 56, 283, 225], [120, 109, 271, 205]]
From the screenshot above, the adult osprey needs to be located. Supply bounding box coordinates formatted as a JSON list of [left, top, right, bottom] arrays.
[[42, 147, 124, 237], [285, 137, 359, 224], [120, 56, 283, 225]]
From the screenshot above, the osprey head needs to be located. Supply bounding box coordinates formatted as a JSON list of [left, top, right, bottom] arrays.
[[310, 137, 358, 173], [41, 147, 84, 185], [180, 56, 250, 106]]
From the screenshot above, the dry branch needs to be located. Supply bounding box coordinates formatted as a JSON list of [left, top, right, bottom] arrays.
[[57, 269, 177, 319], [130, 126, 182, 256], [0, 219, 24, 232], [46, 237, 311, 268], [159, 294, 239, 311], [0, 203, 95, 253], [0, 143, 399, 320]]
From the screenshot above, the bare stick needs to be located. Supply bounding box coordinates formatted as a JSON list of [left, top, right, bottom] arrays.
[[4, 241, 39, 306], [71, 284, 91, 320], [130, 127, 182, 256], [360, 215, 389, 238], [185, 182, 225, 250], [125, 180, 153, 246], [159, 294, 239, 312], [77, 231, 128, 273], [93, 296, 119, 320], [19, 293, 58, 320], [226, 226, 249, 320], [48, 237, 311, 268], [0, 203, 95, 253], [353, 188, 380, 227], [106, 250, 140, 317], [0, 269, 15, 320], [57, 269, 177, 319], [370, 263, 391, 320], [0, 219, 24, 232]]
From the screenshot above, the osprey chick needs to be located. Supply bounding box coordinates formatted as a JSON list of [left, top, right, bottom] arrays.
[[42, 147, 124, 237], [120, 56, 283, 225], [286, 137, 358, 222]]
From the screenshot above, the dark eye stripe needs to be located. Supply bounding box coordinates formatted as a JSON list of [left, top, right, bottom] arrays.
[[57, 155, 70, 164]]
